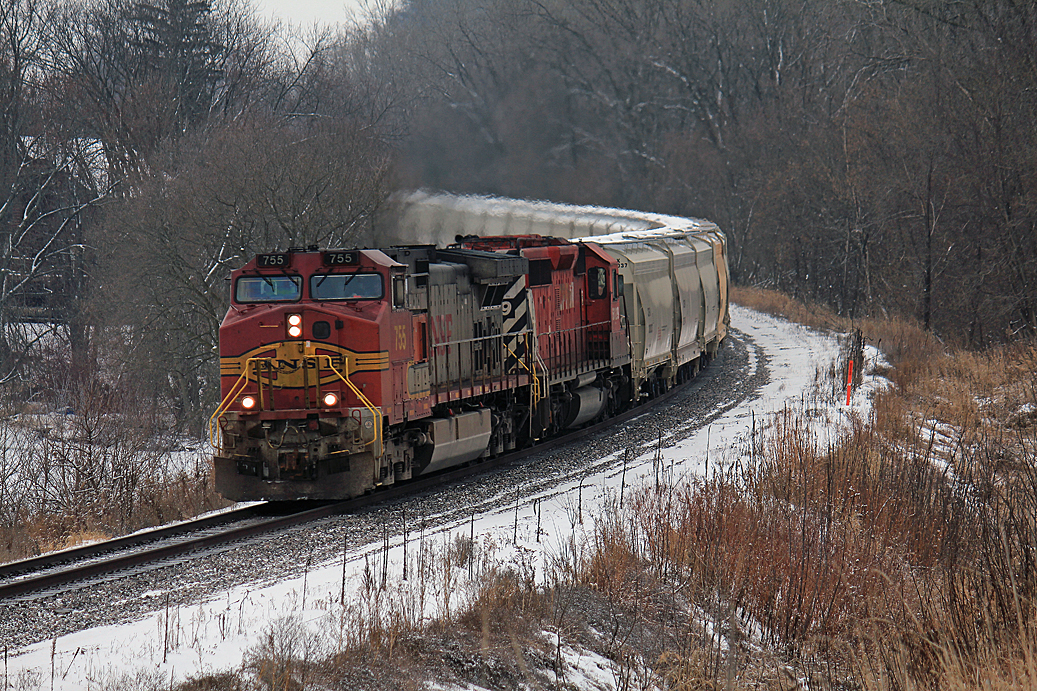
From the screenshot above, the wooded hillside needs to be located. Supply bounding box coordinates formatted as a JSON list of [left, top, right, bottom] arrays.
[[382, 0, 1037, 347]]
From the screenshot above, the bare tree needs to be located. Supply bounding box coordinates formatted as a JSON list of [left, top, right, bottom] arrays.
[[98, 115, 392, 433], [0, 0, 112, 387], [48, 0, 275, 180]]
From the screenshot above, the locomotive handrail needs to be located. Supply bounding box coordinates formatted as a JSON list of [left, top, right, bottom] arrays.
[[208, 353, 384, 456], [208, 356, 268, 451], [310, 353, 383, 455], [502, 337, 543, 406], [537, 319, 612, 377], [538, 319, 612, 337], [431, 328, 532, 349], [529, 330, 549, 393]]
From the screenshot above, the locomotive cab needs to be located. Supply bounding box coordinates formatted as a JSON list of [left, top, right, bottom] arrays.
[[212, 248, 411, 500]]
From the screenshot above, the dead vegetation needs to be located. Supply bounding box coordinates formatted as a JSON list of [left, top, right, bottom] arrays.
[[0, 369, 228, 564], [730, 287, 1037, 689]]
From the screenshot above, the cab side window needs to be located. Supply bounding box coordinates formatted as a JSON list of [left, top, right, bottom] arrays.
[[589, 267, 607, 299], [393, 277, 405, 308]]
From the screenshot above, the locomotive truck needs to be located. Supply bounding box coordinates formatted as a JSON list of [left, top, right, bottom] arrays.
[[210, 195, 729, 501]]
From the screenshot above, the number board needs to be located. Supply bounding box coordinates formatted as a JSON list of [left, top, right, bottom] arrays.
[[323, 251, 360, 266], [256, 253, 289, 267]]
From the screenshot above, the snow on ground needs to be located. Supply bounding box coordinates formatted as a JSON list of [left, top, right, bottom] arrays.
[[6, 305, 876, 689]]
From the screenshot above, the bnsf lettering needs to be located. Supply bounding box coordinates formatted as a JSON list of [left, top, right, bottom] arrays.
[[260, 356, 347, 375]]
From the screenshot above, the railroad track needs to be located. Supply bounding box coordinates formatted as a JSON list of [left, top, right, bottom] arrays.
[[0, 360, 720, 602], [0, 503, 289, 599]]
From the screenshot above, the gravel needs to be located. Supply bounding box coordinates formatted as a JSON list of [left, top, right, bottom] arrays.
[[0, 328, 766, 650]]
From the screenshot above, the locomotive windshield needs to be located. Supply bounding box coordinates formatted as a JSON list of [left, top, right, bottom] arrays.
[[310, 273, 383, 301], [235, 275, 301, 303]]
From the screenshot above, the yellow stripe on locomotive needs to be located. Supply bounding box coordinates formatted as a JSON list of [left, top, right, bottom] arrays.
[[219, 341, 389, 389]]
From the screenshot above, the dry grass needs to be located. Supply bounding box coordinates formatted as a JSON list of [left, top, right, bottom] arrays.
[[676, 287, 1037, 688], [731, 285, 845, 333], [733, 285, 938, 387], [0, 376, 228, 565], [32, 528, 112, 554]]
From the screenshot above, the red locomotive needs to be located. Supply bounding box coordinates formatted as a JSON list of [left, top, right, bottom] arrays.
[[211, 209, 729, 501]]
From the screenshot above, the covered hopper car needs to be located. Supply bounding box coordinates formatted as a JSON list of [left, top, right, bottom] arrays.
[[210, 195, 729, 501]]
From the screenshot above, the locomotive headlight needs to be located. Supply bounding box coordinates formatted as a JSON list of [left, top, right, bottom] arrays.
[[241, 395, 257, 410], [287, 313, 303, 338], [322, 392, 339, 407]]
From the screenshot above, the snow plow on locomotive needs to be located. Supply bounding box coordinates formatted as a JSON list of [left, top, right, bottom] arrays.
[[210, 197, 730, 501]]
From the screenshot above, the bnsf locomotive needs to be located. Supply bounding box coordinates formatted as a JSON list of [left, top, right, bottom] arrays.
[[211, 196, 729, 500]]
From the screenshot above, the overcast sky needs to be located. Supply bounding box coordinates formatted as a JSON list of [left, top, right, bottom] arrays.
[[255, 0, 373, 27]]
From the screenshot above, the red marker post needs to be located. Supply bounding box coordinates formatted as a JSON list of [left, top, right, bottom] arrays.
[[846, 360, 854, 406]]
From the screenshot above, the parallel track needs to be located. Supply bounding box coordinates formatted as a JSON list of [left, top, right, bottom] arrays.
[[0, 361, 717, 601]]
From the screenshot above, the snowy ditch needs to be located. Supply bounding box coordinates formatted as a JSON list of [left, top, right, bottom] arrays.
[[4, 305, 883, 689]]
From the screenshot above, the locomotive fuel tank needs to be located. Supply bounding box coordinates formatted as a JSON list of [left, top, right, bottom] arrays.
[[562, 385, 608, 428], [414, 409, 493, 474]]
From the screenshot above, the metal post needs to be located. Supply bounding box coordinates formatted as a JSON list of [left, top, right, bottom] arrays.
[[340, 533, 347, 605], [302, 349, 310, 408], [313, 355, 322, 405]]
